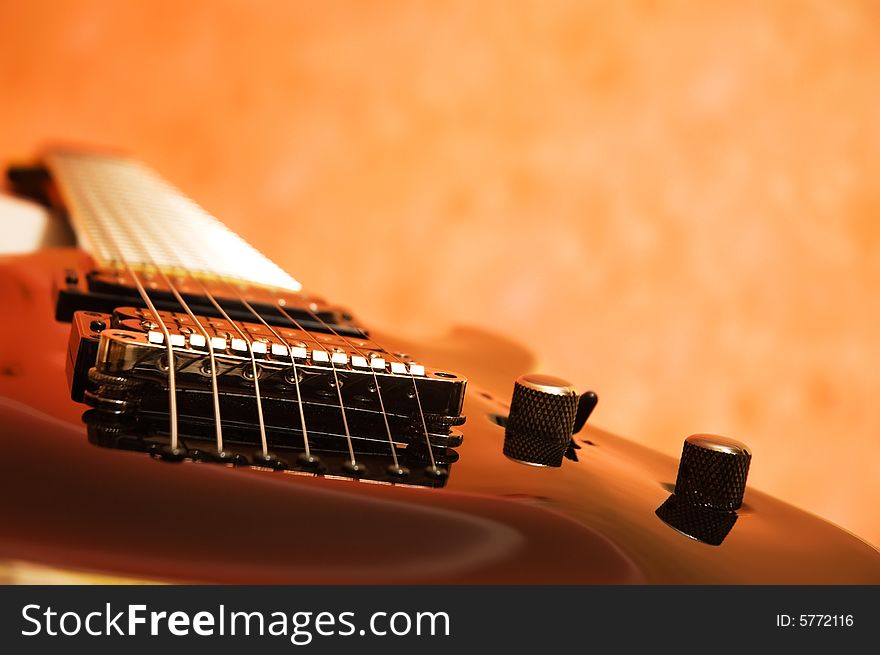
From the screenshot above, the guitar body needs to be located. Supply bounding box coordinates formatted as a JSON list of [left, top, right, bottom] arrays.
[[1, 247, 878, 584]]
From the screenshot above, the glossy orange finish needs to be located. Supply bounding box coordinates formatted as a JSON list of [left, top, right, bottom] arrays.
[[2, 2, 878, 548], [0, 250, 877, 583]]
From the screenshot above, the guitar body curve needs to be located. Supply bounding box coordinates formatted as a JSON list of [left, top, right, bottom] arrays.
[[1, 248, 878, 584]]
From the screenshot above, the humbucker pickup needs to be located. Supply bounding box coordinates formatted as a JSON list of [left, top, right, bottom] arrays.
[[56, 267, 366, 337]]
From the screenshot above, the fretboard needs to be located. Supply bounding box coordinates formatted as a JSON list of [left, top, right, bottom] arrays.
[[45, 150, 302, 292]]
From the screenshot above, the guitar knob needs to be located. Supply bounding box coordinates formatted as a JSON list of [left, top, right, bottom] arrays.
[[503, 374, 579, 467], [674, 434, 752, 510]]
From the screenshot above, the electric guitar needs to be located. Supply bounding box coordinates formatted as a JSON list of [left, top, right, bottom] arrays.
[[0, 149, 877, 583]]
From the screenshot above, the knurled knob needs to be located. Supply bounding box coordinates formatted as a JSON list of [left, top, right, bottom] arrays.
[[503, 374, 578, 467], [674, 434, 752, 510]]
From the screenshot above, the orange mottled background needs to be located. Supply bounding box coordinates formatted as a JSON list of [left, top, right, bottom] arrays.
[[1, 1, 878, 546]]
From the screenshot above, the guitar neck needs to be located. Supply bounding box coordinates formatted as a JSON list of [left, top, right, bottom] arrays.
[[44, 150, 302, 293]]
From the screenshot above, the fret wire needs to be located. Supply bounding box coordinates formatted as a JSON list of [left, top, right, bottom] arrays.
[[51, 152, 301, 292]]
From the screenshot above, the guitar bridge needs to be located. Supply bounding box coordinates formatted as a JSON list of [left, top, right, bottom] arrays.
[[67, 308, 467, 487]]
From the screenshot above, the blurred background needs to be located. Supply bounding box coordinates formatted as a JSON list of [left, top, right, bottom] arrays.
[[1, 1, 877, 547]]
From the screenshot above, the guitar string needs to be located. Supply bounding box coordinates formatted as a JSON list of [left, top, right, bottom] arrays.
[[191, 277, 271, 459], [51, 157, 181, 449], [57, 153, 440, 475], [97, 182, 227, 454], [382, 347, 443, 475], [205, 280, 415, 460], [208, 284, 321, 465], [277, 291, 443, 475], [100, 168, 316, 467], [101, 163, 272, 460], [77, 156, 349, 469], [358, 328, 442, 474], [294, 302, 405, 473], [227, 283, 403, 473], [118, 165, 355, 466], [271, 301, 361, 471]]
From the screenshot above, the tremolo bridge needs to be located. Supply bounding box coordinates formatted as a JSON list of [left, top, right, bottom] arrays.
[[67, 305, 466, 487]]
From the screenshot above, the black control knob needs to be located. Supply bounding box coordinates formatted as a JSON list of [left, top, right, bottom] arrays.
[[674, 434, 752, 510], [503, 374, 579, 467]]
